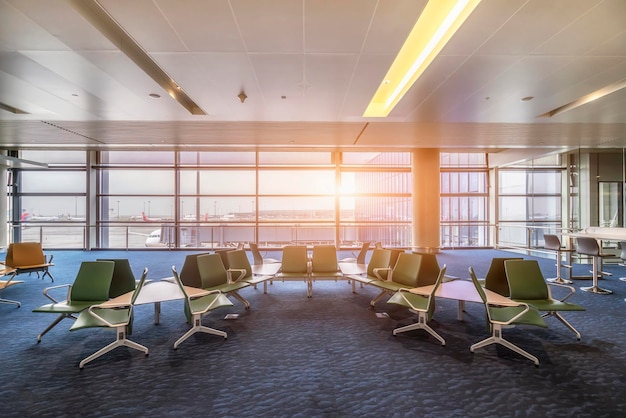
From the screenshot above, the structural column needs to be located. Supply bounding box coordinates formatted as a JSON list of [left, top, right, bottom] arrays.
[[0, 167, 7, 249], [412, 149, 440, 253]]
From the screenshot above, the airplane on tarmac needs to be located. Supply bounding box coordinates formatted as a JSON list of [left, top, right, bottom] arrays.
[[20, 211, 59, 221]]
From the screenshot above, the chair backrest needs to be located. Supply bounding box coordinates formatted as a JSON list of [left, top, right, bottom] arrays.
[[311, 245, 338, 273], [179, 252, 211, 288], [248, 243, 264, 265], [543, 234, 562, 251], [426, 265, 447, 313], [355, 241, 371, 264], [390, 252, 421, 287], [130, 268, 148, 305], [379, 249, 405, 280], [367, 249, 392, 277], [620, 241, 626, 261], [5, 242, 46, 267], [226, 249, 253, 280], [70, 261, 115, 302], [281, 245, 309, 273], [484, 257, 523, 297], [468, 267, 488, 304], [214, 249, 232, 269], [414, 253, 441, 287], [576, 236, 600, 257], [171, 266, 190, 300], [97, 258, 136, 298], [505, 259, 550, 300], [197, 253, 229, 288]]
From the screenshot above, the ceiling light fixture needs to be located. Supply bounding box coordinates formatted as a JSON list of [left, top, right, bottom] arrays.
[[539, 77, 626, 118], [238, 91, 247, 103], [69, 0, 206, 115], [363, 0, 481, 117]]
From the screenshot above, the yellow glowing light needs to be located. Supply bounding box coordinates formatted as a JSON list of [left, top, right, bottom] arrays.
[[363, 0, 481, 117]]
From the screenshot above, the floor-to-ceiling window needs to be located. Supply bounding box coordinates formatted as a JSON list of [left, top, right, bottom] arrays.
[[440, 153, 489, 247]]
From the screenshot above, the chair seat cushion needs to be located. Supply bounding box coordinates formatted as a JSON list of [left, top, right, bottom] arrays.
[[189, 293, 233, 313], [387, 291, 429, 310], [205, 282, 250, 293], [369, 279, 406, 292], [70, 307, 131, 331], [32, 300, 107, 314], [489, 306, 548, 327], [513, 298, 585, 312]]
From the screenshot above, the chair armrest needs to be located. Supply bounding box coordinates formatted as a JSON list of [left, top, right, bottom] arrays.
[[489, 302, 531, 326], [46, 254, 54, 264], [42, 283, 71, 303], [393, 287, 427, 311], [547, 282, 576, 301], [373, 267, 392, 281], [86, 303, 130, 327], [227, 268, 247, 283], [188, 288, 222, 300]]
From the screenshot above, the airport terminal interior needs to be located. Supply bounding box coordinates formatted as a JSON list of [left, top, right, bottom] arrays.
[[1, 1, 626, 417]]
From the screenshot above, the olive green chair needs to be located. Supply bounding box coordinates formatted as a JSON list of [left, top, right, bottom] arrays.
[[33, 260, 115, 342], [387, 265, 447, 346], [248, 243, 281, 265], [469, 267, 547, 366], [97, 258, 138, 298], [197, 252, 251, 309], [70, 268, 149, 369], [275, 245, 310, 297], [368, 252, 422, 307], [505, 259, 585, 340], [345, 248, 392, 286], [480, 257, 524, 297], [226, 249, 274, 292], [339, 241, 371, 264], [172, 266, 233, 349], [309, 245, 343, 297]]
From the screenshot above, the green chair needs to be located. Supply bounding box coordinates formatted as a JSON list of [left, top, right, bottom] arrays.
[[33, 261, 115, 342], [469, 267, 547, 366], [310, 245, 343, 297], [97, 258, 138, 298], [248, 243, 281, 265], [179, 252, 213, 288], [226, 249, 274, 293], [275, 245, 310, 296], [477, 257, 524, 297], [70, 268, 149, 369], [344, 248, 391, 286], [505, 259, 586, 340], [387, 265, 447, 346], [171, 266, 233, 349], [368, 252, 422, 307], [197, 253, 251, 309], [339, 241, 371, 264]]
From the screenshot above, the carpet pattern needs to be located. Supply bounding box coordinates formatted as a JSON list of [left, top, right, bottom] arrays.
[[1, 249, 625, 417]]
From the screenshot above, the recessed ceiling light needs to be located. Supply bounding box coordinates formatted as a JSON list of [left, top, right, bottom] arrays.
[[521, 96, 534, 102], [149, 93, 161, 99], [281, 95, 287, 99], [72, 93, 78, 97]]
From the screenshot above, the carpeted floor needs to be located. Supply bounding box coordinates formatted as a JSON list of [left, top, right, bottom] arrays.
[[1, 248, 625, 417]]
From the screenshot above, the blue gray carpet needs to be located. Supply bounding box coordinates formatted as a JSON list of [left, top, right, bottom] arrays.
[[1, 249, 625, 417]]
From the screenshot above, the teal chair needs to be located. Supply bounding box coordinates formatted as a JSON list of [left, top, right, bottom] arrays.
[[70, 268, 149, 369], [505, 259, 586, 340], [33, 261, 115, 342], [387, 265, 447, 346], [171, 266, 233, 349], [469, 267, 547, 366]]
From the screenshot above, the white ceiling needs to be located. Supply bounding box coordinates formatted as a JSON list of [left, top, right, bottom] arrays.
[[1, 0, 625, 154]]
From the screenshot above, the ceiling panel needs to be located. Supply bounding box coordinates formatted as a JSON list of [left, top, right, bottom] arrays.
[[0, 0, 624, 153]]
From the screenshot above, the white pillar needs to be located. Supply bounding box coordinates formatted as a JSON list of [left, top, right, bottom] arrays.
[[412, 149, 440, 253]]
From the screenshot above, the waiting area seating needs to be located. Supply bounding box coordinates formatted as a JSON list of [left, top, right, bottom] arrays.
[[198, 252, 252, 309], [543, 234, 573, 284], [575, 236, 613, 295], [70, 268, 149, 369], [2, 242, 54, 282], [32, 260, 115, 342], [171, 266, 233, 349], [469, 267, 547, 366], [0, 267, 22, 307], [505, 259, 586, 340]]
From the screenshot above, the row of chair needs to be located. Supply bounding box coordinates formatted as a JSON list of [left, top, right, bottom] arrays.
[[385, 256, 585, 365]]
